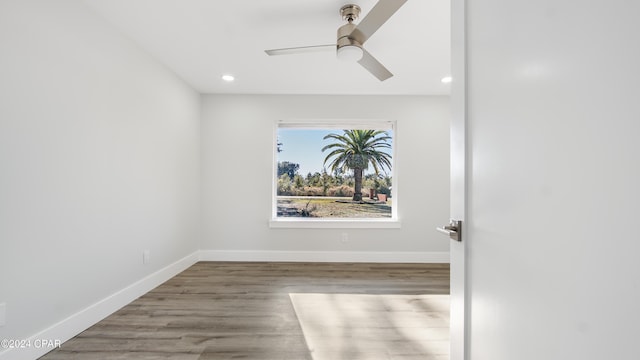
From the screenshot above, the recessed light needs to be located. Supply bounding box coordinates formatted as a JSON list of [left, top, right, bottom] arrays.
[[441, 76, 452, 84], [221, 74, 235, 82]]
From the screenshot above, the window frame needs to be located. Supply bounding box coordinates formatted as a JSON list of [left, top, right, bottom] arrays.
[[270, 119, 400, 229]]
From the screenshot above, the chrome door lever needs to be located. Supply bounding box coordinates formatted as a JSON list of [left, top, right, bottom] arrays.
[[437, 220, 462, 242]]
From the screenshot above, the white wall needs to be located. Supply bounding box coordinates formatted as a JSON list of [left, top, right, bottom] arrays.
[[464, 0, 640, 359], [201, 95, 450, 261], [0, 0, 201, 349]]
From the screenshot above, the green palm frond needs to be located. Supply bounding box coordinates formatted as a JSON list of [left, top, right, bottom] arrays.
[[322, 129, 392, 175]]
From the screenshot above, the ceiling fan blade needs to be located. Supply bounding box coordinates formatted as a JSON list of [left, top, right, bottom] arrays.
[[265, 44, 334, 56], [350, 0, 408, 44], [358, 49, 393, 81]]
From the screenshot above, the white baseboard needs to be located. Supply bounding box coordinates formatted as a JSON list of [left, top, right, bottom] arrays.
[[199, 250, 450, 263], [0, 251, 199, 360]]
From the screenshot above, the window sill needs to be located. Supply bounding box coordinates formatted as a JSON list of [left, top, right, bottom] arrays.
[[269, 218, 401, 229]]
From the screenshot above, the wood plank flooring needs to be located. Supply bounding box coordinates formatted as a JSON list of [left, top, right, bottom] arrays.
[[39, 262, 450, 360]]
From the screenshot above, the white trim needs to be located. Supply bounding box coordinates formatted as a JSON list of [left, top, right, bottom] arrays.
[[277, 119, 394, 130], [269, 218, 401, 228], [450, 0, 468, 359], [0, 252, 199, 360], [272, 121, 280, 219], [199, 250, 450, 263]]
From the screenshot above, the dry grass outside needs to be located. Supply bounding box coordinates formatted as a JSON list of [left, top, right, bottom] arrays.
[[277, 197, 392, 218]]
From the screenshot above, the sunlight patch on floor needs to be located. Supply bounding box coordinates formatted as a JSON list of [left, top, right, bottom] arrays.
[[289, 293, 450, 360]]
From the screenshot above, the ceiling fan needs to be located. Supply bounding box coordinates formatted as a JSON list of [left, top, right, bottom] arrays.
[[264, 0, 408, 82]]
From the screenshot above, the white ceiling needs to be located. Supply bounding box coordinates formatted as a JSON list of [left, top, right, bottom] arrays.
[[83, 0, 450, 95]]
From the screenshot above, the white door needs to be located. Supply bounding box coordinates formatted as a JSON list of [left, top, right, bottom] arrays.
[[451, 0, 640, 359]]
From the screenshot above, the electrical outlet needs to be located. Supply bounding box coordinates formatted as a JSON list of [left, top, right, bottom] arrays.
[[143, 250, 151, 265], [0, 303, 6, 327], [341, 232, 349, 243]]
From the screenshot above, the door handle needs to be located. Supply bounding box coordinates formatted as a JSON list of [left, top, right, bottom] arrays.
[[437, 220, 462, 242]]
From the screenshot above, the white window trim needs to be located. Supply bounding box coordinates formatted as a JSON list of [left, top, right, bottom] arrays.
[[269, 218, 401, 229], [271, 119, 399, 229]]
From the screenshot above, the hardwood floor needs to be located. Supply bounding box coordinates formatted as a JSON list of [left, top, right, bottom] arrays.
[[39, 262, 450, 360]]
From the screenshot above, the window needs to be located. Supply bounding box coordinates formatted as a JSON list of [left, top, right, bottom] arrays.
[[271, 120, 398, 228]]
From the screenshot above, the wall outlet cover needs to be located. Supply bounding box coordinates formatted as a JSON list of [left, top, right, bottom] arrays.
[[0, 303, 6, 326], [143, 250, 151, 265]]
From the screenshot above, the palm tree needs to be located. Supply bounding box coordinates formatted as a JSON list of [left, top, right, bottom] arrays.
[[322, 130, 392, 201]]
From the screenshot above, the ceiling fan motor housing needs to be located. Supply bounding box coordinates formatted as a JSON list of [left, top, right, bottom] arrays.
[[337, 22, 361, 49], [337, 22, 363, 61]]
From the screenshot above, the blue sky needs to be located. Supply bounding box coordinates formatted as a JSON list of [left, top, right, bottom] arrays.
[[277, 129, 393, 177]]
